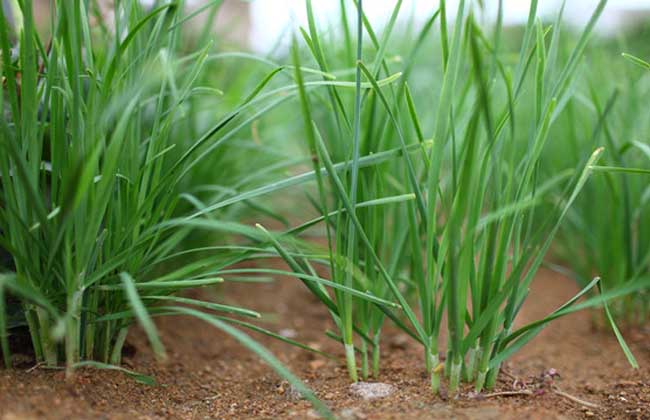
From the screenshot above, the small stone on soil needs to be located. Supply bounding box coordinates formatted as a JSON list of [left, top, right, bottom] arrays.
[[278, 328, 297, 338], [349, 382, 395, 400]]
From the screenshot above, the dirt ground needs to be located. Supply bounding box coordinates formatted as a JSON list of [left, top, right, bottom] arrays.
[[1, 268, 648, 419]]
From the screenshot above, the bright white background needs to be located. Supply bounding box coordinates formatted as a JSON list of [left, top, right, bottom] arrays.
[[248, 0, 650, 52]]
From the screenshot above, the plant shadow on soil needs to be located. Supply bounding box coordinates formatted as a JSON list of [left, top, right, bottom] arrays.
[[1, 266, 648, 419]]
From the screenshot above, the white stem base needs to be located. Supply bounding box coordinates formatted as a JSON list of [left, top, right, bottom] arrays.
[[345, 343, 358, 382]]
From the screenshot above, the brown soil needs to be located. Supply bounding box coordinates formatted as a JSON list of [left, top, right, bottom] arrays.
[[1, 268, 649, 419]]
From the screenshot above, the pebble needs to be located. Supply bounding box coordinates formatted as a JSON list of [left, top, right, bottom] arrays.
[[279, 328, 298, 338], [349, 382, 395, 400]]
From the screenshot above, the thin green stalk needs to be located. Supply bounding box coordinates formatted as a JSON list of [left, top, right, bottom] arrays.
[[341, 0, 365, 383]]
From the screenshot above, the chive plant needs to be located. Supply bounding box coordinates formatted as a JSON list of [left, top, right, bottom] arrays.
[[442, 3, 583, 392], [284, 0, 640, 395], [267, 0, 436, 382], [393, 0, 623, 393], [0, 1, 345, 416], [0, 0, 217, 371]]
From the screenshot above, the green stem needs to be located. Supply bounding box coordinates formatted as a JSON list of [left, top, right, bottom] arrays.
[[474, 346, 491, 392], [475, 370, 487, 392], [345, 343, 358, 382], [110, 327, 129, 365], [486, 363, 500, 390], [472, 346, 482, 381], [461, 360, 468, 383], [372, 336, 380, 378], [361, 340, 369, 380], [84, 292, 99, 360], [36, 308, 58, 366], [465, 344, 477, 382], [430, 353, 441, 393], [65, 316, 78, 378], [449, 358, 462, 394], [100, 322, 111, 363], [24, 308, 43, 362], [444, 349, 452, 376], [65, 291, 82, 378]]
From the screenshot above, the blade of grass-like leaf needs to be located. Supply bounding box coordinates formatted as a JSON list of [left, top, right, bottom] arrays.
[[119, 272, 166, 360], [305, 0, 352, 131], [141, 296, 260, 318], [242, 66, 285, 105], [599, 281, 639, 368], [73, 361, 156, 386], [99, 278, 224, 291], [589, 166, 650, 175], [204, 52, 337, 78], [217, 316, 336, 360], [286, 194, 415, 235], [622, 53, 650, 70], [167, 0, 222, 31]]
